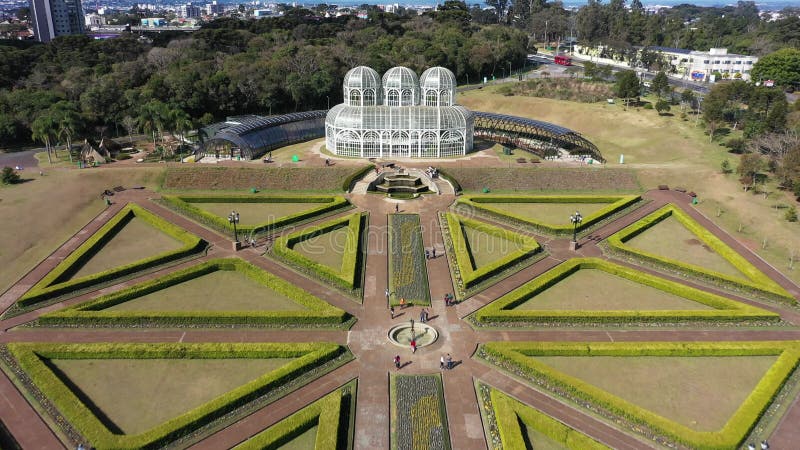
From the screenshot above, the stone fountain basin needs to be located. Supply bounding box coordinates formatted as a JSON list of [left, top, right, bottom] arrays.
[[387, 323, 439, 348]]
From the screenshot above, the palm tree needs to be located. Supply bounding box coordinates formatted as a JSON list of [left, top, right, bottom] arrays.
[[170, 108, 192, 161], [31, 113, 57, 165], [53, 101, 81, 163]]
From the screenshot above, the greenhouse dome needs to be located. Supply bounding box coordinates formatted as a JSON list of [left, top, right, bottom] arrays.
[[343, 66, 382, 107], [326, 66, 474, 158]]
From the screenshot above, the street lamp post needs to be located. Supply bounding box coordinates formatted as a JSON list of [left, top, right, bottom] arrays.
[[508, 61, 512, 80], [570, 210, 583, 249], [326, 95, 330, 109], [228, 210, 240, 249]]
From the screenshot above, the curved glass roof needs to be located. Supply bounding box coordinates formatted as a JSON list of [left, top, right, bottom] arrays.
[[327, 104, 473, 131], [343, 66, 382, 91], [474, 112, 573, 136], [420, 67, 457, 91], [382, 66, 419, 91]]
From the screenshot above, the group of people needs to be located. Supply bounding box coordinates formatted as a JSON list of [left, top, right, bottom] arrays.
[[425, 166, 439, 178], [419, 308, 429, 323], [424, 248, 437, 259], [440, 353, 453, 370], [443, 293, 455, 306]]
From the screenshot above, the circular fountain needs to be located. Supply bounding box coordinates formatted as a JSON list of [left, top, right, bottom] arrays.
[[388, 322, 439, 348]]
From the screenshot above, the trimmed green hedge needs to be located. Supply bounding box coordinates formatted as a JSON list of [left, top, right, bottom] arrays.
[[605, 204, 795, 303], [17, 203, 206, 308], [436, 168, 462, 194], [473, 257, 779, 325], [455, 194, 641, 236], [488, 386, 609, 450], [445, 212, 541, 289], [7, 342, 346, 450], [37, 258, 349, 327], [233, 384, 345, 449], [272, 212, 365, 294], [342, 165, 373, 192], [480, 341, 800, 450], [160, 194, 350, 236]]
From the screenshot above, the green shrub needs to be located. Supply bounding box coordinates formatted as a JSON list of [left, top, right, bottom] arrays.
[[7, 342, 347, 450], [341, 165, 373, 192], [17, 203, 206, 308], [160, 194, 350, 236], [473, 258, 778, 325], [1, 166, 21, 184], [605, 204, 794, 303], [480, 341, 800, 450], [455, 195, 641, 236], [38, 258, 349, 327], [785, 207, 797, 222]]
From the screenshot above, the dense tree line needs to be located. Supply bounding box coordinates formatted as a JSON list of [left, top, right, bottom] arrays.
[[0, 4, 528, 146]]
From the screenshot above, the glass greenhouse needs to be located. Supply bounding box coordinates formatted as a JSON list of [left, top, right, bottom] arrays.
[[325, 66, 475, 158]]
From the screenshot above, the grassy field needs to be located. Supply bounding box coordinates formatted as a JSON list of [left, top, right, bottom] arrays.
[[0, 168, 163, 296], [487, 202, 610, 226], [514, 269, 713, 311], [69, 217, 183, 280], [624, 216, 745, 279], [463, 225, 522, 269], [534, 355, 776, 431], [280, 426, 319, 449], [523, 426, 566, 450], [50, 357, 292, 434], [459, 88, 800, 285], [192, 202, 326, 226], [292, 226, 350, 270], [106, 270, 307, 312]]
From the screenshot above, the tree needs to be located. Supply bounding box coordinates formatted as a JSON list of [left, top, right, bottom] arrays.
[[1, 166, 21, 185], [751, 48, 800, 88], [31, 113, 58, 164], [614, 70, 640, 109], [721, 159, 732, 174], [786, 207, 798, 222], [121, 115, 138, 145], [702, 86, 728, 142], [680, 88, 695, 112], [737, 153, 763, 192], [651, 71, 669, 99], [655, 99, 671, 115], [52, 101, 81, 163]]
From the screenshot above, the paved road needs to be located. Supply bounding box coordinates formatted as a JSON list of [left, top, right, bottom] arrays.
[[0, 150, 38, 170]]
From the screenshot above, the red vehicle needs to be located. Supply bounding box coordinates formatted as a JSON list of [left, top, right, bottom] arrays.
[[554, 55, 572, 66]]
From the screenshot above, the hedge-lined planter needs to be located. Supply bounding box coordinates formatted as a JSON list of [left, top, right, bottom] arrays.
[[479, 341, 800, 450], [342, 165, 373, 192], [454, 194, 641, 236], [17, 203, 206, 309], [7, 342, 347, 450], [390, 374, 451, 450], [272, 212, 366, 297], [388, 214, 430, 306], [477, 382, 609, 450], [37, 258, 350, 328], [605, 204, 795, 304], [233, 379, 356, 449], [160, 194, 350, 237], [472, 257, 779, 326], [444, 212, 542, 291]]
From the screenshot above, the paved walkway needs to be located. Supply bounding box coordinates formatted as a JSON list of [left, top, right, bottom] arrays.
[[0, 187, 799, 449]]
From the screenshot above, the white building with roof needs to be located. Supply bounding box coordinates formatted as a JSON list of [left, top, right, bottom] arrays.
[[325, 66, 474, 158]]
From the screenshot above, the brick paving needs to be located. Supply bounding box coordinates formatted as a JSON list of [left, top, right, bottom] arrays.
[[0, 186, 799, 449]]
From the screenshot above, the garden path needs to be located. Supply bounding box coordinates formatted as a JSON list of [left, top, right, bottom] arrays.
[[0, 187, 799, 449]]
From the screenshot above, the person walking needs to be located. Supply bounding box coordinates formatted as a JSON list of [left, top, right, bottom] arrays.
[[420, 309, 426, 323], [394, 355, 401, 370], [411, 339, 417, 353], [395, 204, 399, 213], [385, 288, 390, 301], [446, 353, 452, 370], [399, 298, 406, 309], [390, 306, 395, 319], [440, 355, 445, 370], [432, 248, 436, 258]]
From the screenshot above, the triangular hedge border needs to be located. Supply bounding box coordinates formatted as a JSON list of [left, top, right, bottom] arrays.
[[479, 340, 800, 450], [17, 203, 206, 309], [272, 212, 366, 294], [605, 204, 794, 303], [233, 380, 356, 449], [6, 342, 346, 450], [472, 257, 779, 326], [443, 212, 542, 291], [38, 258, 350, 328]]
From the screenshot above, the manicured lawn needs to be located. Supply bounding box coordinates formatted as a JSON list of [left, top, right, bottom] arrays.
[[279, 426, 318, 449], [523, 425, 566, 450], [624, 216, 745, 279], [463, 225, 523, 269], [533, 355, 777, 431], [105, 270, 307, 312], [514, 269, 713, 311], [486, 203, 610, 226], [192, 202, 325, 226], [50, 358, 293, 435], [70, 217, 184, 280], [291, 226, 350, 270]]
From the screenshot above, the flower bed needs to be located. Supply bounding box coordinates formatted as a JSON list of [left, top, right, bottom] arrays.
[[37, 258, 351, 328], [391, 374, 451, 450], [5, 342, 347, 450], [388, 214, 430, 306], [471, 257, 779, 326], [478, 341, 800, 450], [160, 194, 350, 236], [16, 203, 207, 309], [454, 194, 641, 236], [604, 204, 795, 303]]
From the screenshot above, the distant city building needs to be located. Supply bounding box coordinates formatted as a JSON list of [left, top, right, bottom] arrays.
[[253, 9, 275, 18], [84, 12, 104, 27], [205, 1, 223, 15], [140, 17, 165, 27], [29, 0, 85, 42], [177, 2, 201, 18]]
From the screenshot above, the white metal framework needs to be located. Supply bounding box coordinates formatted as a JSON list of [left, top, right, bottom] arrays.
[[326, 66, 474, 158]]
